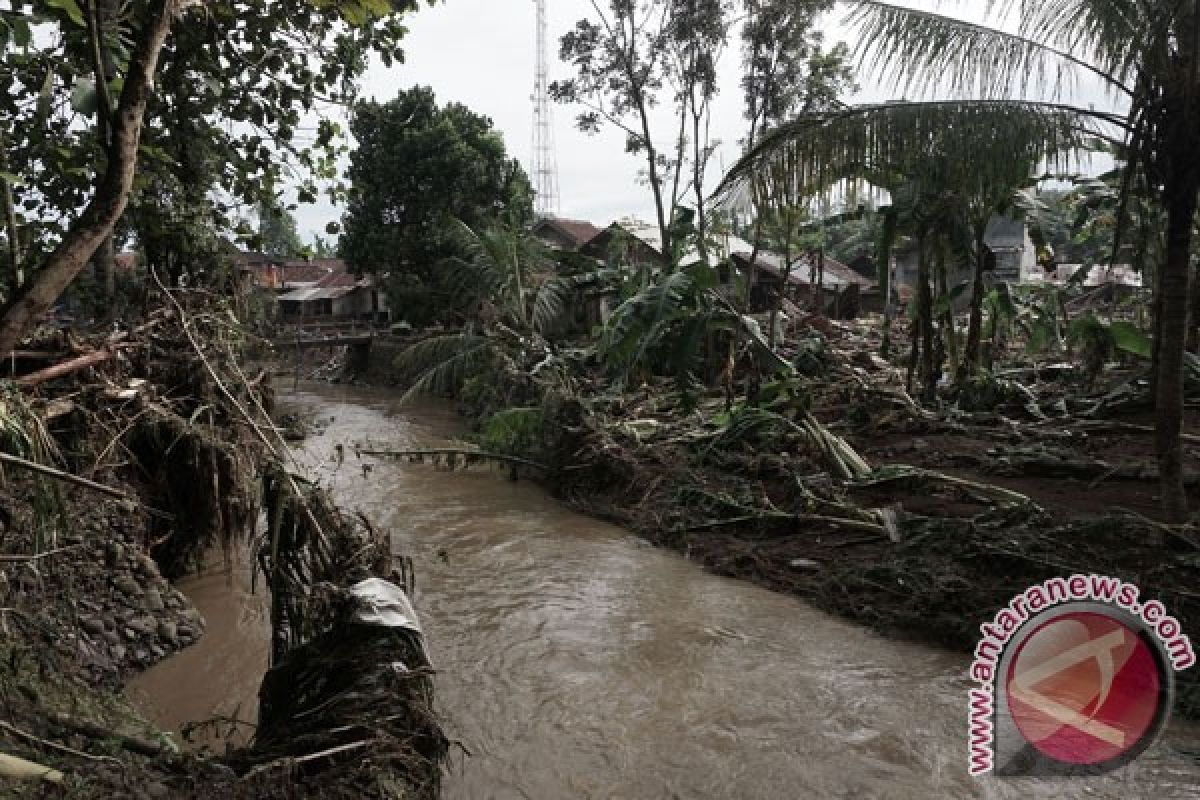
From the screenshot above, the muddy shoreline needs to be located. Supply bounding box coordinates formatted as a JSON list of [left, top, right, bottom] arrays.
[[352, 325, 1200, 720]]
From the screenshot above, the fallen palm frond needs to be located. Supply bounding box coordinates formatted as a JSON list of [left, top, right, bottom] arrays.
[[850, 465, 1036, 508], [360, 447, 549, 473], [393, 331, 494, 405]]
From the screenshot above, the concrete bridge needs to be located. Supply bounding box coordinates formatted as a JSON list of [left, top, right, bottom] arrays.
[[277, 332, 375, 350]]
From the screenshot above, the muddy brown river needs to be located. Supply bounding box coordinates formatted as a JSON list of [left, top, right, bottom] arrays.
[[131, 383, 1200, 798]]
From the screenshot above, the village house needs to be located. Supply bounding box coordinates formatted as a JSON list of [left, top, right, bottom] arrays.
[[893, 215, 1040, 305], [531, 216, 603, 252], [730, 250, 880, 318], [232, 250, 389, 324], [276, 268, 389, 324], [578, 218, 753, 270], [568, 218, 753, 328]]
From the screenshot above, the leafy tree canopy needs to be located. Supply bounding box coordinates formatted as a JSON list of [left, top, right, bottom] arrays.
[[0, 0, 430, 289], [339, 86, 534, 289], [258, 195, 305, 260]]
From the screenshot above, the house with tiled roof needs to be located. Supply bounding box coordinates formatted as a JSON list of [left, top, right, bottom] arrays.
[[531, 217, 603, 252], [730, 249, 880, 317]]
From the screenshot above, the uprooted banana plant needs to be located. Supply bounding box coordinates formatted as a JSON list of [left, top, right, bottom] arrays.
[[244, 465, 447, 798], [703, 404, 871, 481]]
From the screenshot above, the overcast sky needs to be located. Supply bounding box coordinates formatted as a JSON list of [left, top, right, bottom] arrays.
[[292, 1, 1112, 242]]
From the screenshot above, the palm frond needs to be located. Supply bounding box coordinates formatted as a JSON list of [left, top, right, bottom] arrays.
[[600, 269, 695, 374], [713, 100, 1112, 210], [846, 1, 1133, 99], [999, 0, 1148, 87], [393, 332, 493, 404]]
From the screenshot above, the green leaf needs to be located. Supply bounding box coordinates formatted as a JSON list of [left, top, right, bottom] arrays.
[[325, 221, 341, 234], [13, 18, 33, 49], [932, 280, 970, 317], [70, 79, 97, 116], [0, 171, 25, 188], [1109, 321, 1151, 359], [36, 69, 54, 123], [46, 0, 86, 27]]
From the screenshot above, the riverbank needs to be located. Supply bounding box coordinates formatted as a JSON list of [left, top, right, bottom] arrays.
[[362, 316, 1200, 719], [0, 295, 445, 797], [256, 382, 1200, 799]]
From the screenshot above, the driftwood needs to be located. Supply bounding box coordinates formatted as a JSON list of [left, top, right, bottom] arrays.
[[15, 348, 113, 387], [0, 451, 127, 500], [360, 448, 550, 472], [0, 752, 63, 783], [0, 451, 172, 519], [2, 350, 61, 361], [0, 719, 119, 765], [48, 712, 174, 759]]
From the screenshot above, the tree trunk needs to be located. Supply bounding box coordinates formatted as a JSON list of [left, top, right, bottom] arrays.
[[632, 93, 672, 265], [88, 0, 119, 306], [814, 247, 825, 314], [0, 0, 176, 354], [769, 227, 792, 350], [936, 247, 959, 377], [1156, 179, 1197, 522], [959, 225, 988, 383], [1188, 256, 1200, 354], [0, 142, 21, 292], [916, 233, 936, 403], [690, 92, 709, 268], [877, 208, 897, 358]]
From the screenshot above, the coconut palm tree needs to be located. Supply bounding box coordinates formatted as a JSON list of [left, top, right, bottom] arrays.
[[715, 1, 1198, 521]]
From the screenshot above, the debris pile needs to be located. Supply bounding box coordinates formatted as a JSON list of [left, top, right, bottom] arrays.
[[383, 311, 1200, 719], [0, 290, 444, 797]]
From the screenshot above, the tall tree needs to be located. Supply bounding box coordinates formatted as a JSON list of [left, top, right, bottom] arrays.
[[553, 1, 682, 262], [667, 0, 732, 265], [718, 0, 1199, 521], [339, 87, 533, 317], [736, 0, 854, 312], [740, 0, 852, 145]]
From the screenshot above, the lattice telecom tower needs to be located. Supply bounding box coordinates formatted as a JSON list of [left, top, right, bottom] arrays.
[[531, 0, 560, 217]]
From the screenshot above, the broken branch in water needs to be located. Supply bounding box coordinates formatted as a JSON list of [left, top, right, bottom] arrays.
[[360, 448, 550, 472]]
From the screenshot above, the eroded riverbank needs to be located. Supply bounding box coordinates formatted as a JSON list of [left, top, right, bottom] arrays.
[[135, 382, 1200, 798]]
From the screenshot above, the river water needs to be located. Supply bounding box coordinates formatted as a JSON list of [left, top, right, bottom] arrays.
[[131, 382, 1200, 798]]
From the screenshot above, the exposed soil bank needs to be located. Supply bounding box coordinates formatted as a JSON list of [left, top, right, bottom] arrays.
[[0, 299, 444, 798]]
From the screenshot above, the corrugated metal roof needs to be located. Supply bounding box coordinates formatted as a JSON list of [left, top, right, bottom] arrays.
[[600, 219, 754, 267], [278, 286, 356, 302], [733, 250, 875, 288]]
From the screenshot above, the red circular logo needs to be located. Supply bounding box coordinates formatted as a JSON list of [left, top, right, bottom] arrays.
[[1004, 611, 1163, 766]]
